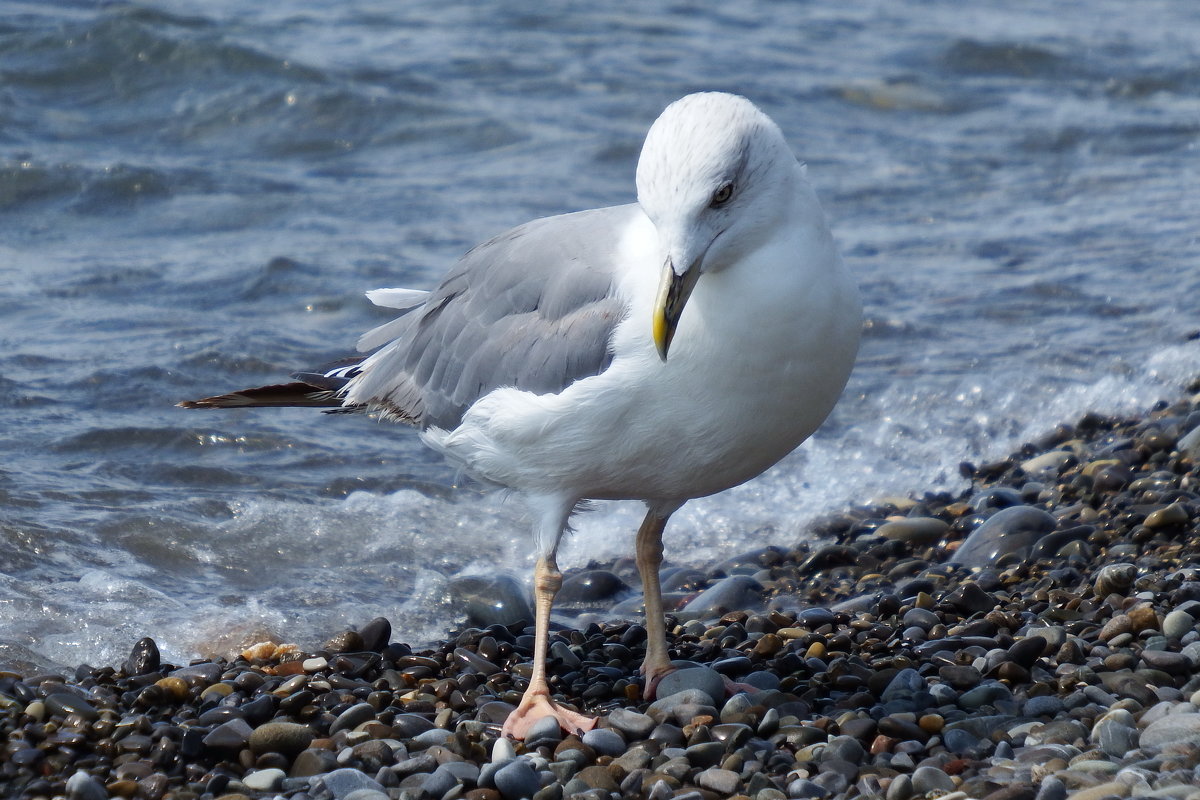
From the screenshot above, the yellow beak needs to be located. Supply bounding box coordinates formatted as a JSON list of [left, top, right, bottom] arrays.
[[652, 257, 701, 360]]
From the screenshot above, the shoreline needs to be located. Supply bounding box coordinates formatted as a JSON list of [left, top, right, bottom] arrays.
[[6, 387, 1200, 800]]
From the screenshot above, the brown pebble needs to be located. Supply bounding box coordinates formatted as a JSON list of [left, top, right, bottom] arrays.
[[1098, 614, 1132, 641], [918, 714, 944, 734], [1127, 604, 1159, 632], [154, 677, 189, 701]]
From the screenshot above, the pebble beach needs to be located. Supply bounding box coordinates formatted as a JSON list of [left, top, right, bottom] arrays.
[[8, 384, 1200, 800]]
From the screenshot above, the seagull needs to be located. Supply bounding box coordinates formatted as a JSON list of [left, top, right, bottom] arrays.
[[181, 92, 861, 739]]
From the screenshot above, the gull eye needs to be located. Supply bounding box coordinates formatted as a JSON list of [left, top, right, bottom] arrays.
[[710, 182, 734, 208]]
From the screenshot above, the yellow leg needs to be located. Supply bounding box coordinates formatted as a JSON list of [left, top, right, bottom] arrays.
[[636, 510, 675, 698], [501, 554, 595, 739]]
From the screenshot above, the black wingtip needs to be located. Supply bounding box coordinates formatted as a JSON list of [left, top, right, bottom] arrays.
[[178, 382, 346, 409]]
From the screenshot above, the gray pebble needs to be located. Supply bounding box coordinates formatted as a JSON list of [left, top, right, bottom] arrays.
[[524, 714, 562, 745], [202, 717, 253, 750], [1163, 609, 1196, 639], [697, 767, 740, 795], [901, 607, 940, 630], [885, 773, 912, 800], [343, 791, 389, 800], [319, 768, 388, 800], [951, 505, 1057, 569], [1023, 695, 1064, 717], [420, 764, 461, 799], [330, 701, 376, 735], [1034, 775, 1067, 800], [242, 768, 285, 791], [581, 727, 626, 757], [66, 771, 107, 800], [910, 765, 955, 794], [790, 777, 832, 799], [494, 759, 540, 800], [654, 666, 725, 705], [1140, 711, 1200, 749], [959, 681, 1012, 710], [607, 707, 656, 739]]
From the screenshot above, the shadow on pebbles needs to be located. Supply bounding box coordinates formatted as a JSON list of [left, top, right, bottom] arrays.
[[10, 388, 1200, 800]]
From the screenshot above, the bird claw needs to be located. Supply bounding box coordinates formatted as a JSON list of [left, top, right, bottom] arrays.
[[501, 692, 596, 740]]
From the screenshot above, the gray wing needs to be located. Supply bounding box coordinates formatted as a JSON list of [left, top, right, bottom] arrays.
[[344, 204, 639, 430]]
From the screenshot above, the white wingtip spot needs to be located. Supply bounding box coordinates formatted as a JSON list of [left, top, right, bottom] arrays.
[[365, 288, 430, 310]]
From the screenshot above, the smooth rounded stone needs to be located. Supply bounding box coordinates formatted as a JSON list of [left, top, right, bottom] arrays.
[[654, 666, 725, 705], [886, 773, 913, 800], [697, 767, 741, 795], [877, 517, 949, 545], [319, 768, 388, 800], [494, 759, 540, 800], [1141, 649, 1192, 675], [607, 707, 656, 739], [680, 575, 764, 617], [203, 717, 253, 750], [243, 768, 285, 792], [950, 506, 1057, 569], [290, 748, 338, 777], [1094, 563, 1137, 597], [1099, 614, 1134, 642], [1023, 696, 1064, 717], [455, 647, 502, 676], [343, 791, 389, 800], [389, 713, 436, 740], [812, 771, 850, 796], [969, 486, 1024, 510], [1034, 776, 1067, 800], [1144, 501, 1190, 528], [881, 668, 927, 702], [943, 727, 980, 755], [410, 728, 455, 749], [556, 570, 631, 610], [789, 778, 831, 799], [492, 737, 517, 764], [959, 681, 1013, 710], [902, 607, 940, 630], [1091, 709, 1138, 757], [356, 616, 391, 652], [743, 669, 781, 691], [1063, 781, 1130, 800], [524, 714, 563, 746], [685, 741, 726, 769], [1021, 450, 1076, 479], [581, 728, 626, 757], [330, 701, 376, 735], [1163, 610, 1197, 640], [1007, 636, 1048, 668], [911, 765, 956, 795], [1140, 712, 1200, 749], [1025, 625, 1067, 650], [945, 581, 997, 615], [124, 637, 160, 676], [448, 575, 534, 626], [574, 765, 618, 792], [66, 771, 107, 800], [796, 607, 838, 628], [44, 692, 99, 721], [249, 721, 314, 756], [421, 765, 462, 799], [549, 641, 581, 669]]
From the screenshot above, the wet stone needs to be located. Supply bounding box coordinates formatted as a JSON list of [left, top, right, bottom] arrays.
[[124, 637, 160, 677], [950, 506, 1057, 569], [680, 575, 764, 617], [448, 575, 534, 626], [654, 665, 725, 705], [494, 759, 540, 800], [45, 692, 99, 721]]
